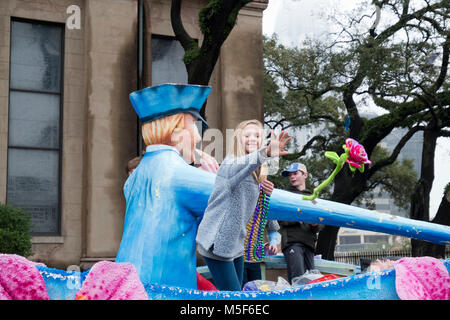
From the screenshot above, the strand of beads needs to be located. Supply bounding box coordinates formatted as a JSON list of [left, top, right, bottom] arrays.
[[244, 184, 271, 262]]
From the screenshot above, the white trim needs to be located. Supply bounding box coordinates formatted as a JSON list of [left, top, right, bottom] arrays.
[[31, 236, 64, 244]]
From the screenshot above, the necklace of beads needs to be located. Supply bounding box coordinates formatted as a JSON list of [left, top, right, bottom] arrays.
[[244, 185, 271, 262]]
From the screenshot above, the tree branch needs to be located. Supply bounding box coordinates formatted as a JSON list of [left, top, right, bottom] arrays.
[[401, 0, 410, 16], [367, 125, 426, 179], [374, 2, 446, 45], [431, 34, 449, 93], [364, 90, 450, 153], [170, 0, 195, 51], [283, 135, 330, 160]]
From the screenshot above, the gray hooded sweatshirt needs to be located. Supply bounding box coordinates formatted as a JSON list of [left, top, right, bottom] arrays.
[[196, 147, 273, 261]]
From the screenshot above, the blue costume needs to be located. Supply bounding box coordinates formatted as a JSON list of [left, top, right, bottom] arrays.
[[115, 144, 215, 289], [115, 83, 213, 289]]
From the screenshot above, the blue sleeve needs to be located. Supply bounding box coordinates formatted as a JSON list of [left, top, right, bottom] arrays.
[[171, 163, 216, 218], [219, 147, 271, 188], [266, 220, 280, 232]]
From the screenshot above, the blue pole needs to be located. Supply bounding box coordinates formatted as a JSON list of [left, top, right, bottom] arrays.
[[268, 188, 450, 245]]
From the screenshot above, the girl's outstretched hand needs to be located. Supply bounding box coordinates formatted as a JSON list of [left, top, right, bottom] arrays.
[[261, 180, 274, 195], [267, 130, 291, 157]]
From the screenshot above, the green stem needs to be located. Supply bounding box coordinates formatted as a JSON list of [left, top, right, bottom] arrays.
[[302, 153, 348, 201]]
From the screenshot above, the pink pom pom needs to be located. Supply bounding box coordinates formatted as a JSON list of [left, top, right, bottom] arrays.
[[75, 261, 147, 300], [394, 257, 450, 300], [0, 254, 49, 300]]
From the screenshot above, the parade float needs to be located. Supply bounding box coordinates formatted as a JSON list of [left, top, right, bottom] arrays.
[[1, 84, 449, 300], [3, 148, 449, 299]]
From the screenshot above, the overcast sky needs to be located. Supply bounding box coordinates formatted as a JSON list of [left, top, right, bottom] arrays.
[[262, 0, 450, 219]]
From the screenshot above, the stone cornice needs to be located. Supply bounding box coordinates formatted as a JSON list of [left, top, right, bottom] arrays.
[[246, 0, 269, 11]]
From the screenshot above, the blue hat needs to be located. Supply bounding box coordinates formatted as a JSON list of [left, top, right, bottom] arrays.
[[281, 162, 307, 177], [129, 83, 211, 129]]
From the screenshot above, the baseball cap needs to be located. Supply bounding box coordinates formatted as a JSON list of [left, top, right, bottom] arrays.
[[281, 162, 307, 177]]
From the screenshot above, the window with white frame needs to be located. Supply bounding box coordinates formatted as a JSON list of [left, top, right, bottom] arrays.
[[6, 18, 64, 235]]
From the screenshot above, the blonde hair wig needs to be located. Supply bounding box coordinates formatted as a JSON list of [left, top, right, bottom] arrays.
[[142, 113, 185, 146]]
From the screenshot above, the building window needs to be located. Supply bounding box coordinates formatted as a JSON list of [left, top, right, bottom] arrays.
[[339, 235, 361, 245], [134, 35, 188, 151], [364, 235, 389, 244], [6, 19, 64, 235], [151, 35, 188, 85]]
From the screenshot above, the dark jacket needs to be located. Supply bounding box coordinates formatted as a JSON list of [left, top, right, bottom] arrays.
[[278, 186, 323, 251]]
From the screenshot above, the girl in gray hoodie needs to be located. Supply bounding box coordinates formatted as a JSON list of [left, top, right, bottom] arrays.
[[196, 119, 290, 290]]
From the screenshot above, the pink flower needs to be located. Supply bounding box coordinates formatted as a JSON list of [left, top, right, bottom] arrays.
[[345, 138, 372, 169]]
